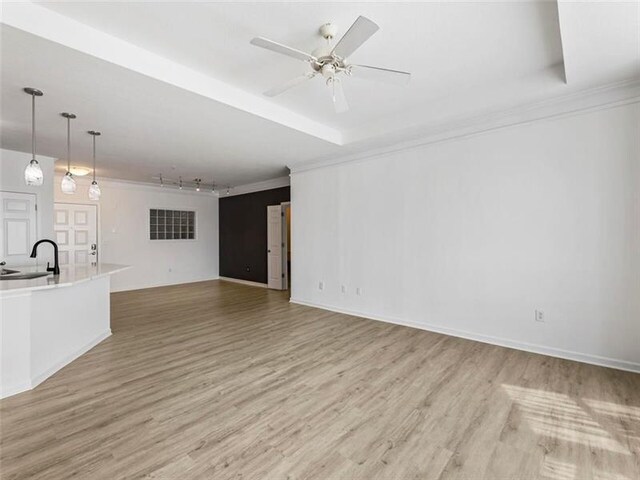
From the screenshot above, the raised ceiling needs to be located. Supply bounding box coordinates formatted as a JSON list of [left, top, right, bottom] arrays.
[[1, 1, 638, 186]]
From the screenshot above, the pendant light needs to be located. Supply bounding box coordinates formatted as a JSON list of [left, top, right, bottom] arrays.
[[195, 178, 201, 192], [23, 87, 44, 186], [179, 176, 183, 190], [60, 112, 77, 194], [88, 130, 102, 200]]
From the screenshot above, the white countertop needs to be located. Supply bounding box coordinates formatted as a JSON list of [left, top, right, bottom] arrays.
[[0, 263, 129, 295]]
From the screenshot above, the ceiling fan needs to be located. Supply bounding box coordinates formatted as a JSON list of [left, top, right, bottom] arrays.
[[250, 16, 411, 113]]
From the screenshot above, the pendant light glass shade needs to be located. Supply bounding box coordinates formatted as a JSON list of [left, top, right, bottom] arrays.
[[61, 172, 77, 194], [61, 112, 77, 195], [24, 88, 44, 186], [25, 159, 44, 186], [88, 181, 101, 200], [88, 130, 101, 200]]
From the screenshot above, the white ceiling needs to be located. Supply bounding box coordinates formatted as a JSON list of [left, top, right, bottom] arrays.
[[1, 1, 638, 186], [1, 25, 339, 186]]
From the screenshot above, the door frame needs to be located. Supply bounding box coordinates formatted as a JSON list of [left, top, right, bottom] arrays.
[[281, 201, 291, 291], [54, 202, 100, 265]]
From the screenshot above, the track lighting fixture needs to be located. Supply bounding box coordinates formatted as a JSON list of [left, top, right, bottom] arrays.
[[151, 175, 217, 192]]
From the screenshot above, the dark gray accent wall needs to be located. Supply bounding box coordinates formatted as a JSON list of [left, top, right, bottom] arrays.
[[219, 186, 290, 284]]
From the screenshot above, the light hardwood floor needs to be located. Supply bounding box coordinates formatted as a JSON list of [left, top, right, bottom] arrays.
[[1, 280, 639, 479]]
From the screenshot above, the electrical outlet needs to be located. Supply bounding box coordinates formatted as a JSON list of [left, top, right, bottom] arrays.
[[535, 310, 545, 323], [341, 285, 346, 294], [318, 281, 324, 291]]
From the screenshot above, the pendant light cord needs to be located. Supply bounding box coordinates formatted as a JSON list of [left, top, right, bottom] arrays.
[[92, 134, 96, 182], [31, 94, 36, 161], [67, 116, 71, 173]]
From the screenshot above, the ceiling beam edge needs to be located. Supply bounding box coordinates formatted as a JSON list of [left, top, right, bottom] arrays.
[[1, 1, 344, 146]]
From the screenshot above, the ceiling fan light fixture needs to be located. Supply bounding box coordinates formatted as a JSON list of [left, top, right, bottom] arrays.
[[321, 64, 336, 79], [251, 16, 410, 113]]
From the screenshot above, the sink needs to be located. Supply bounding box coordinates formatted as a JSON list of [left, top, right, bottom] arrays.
[[0, 268, 20, 275], [0, 272, 52, 280]]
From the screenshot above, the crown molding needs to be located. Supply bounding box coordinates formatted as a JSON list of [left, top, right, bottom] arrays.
[[221, 176, 290, 198], [289, 78, 640, 175]]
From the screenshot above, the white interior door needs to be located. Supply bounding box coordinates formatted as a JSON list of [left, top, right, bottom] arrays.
[[0, 191, 37, 266], [267, 204, 283, 290], [54, 204, 98, 266]]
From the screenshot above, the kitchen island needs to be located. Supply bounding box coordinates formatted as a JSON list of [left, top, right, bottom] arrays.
[[0, 263, 128, 398]]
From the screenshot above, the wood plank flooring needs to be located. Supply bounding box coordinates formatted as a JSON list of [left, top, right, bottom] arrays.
[[1, 280, 639, 479]]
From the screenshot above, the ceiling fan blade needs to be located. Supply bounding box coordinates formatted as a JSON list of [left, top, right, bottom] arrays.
[[349, 64, 411, 85], [331, 16, 379, 59], [264, 73, 316, 97], [330, 78, 349, 113], [250, 37, 316, 62]]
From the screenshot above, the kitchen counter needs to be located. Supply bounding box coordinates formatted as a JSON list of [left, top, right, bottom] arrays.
[[1, 263, 128, 398], [0, 263, 129, 295]]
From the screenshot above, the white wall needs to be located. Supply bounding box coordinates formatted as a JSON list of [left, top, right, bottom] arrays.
[[0, 149, 55, 266], [54, 177, 219, 292], [291, 103, 640, 372]]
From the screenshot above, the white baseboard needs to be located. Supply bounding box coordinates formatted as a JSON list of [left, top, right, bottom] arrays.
[[0, 380, 33, 400], [290, 298, 640, 374], [1, 330, 112, 399], [219, 277, 268, 288], [112, 276, 220, 293]]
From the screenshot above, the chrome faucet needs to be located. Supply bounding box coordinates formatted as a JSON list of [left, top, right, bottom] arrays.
[[30, 239, 60, 275]]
